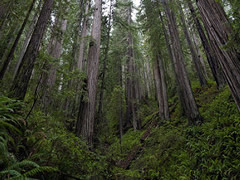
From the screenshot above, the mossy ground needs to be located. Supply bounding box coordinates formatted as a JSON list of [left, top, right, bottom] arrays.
[[107, 82, 240, 179]]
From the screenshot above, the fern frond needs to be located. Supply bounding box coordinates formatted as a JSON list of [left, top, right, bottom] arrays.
[[0, 121, 21, 135], [8, 160, 39, 170], [0, 169, 21, 176], [23, 166, 58, 177]]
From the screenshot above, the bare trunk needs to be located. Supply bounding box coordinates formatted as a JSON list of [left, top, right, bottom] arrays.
[[153, 51, 169, 120], [191, 32, 209, 79], [77, 0, 90, 71], [162, 0, 201, 124], [0, 0, 37, 81], [80, 0, 102, 146], [119, 56, 123, 152], [125, 4, 140, 131], [187, 0, 225, 88], [10, 0, 54, 100], [14, 1, 41, 78], [98, 0, 113, 119], [197, 0, 240, 112], [42, 19, 67, 110], [178, 2, 207, 87], [0, 1, 12, 32]]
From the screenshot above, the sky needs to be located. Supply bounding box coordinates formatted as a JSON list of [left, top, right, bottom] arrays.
[[132, 0, 141, 21]]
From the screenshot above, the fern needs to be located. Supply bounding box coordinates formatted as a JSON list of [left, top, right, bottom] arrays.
[[23, 166, 58, 177], [0, 120, 22, 135], [0, 169, 21, 177], [8, 160, 39, 171]]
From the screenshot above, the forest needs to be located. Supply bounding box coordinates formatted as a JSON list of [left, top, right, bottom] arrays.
[[0, 0, 240, 179]]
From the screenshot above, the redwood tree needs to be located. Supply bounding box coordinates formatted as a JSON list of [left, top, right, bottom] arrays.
[[79, 0, 102, 146], [197, 0, 240, 112], [162, 0, 201, 124], [10, 0, 54, 100]]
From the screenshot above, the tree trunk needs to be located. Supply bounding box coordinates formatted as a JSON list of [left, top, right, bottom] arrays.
[[178, 2, 207, 87], [14, 0, 41, 79], [162, 0, 201, 124], [0, 1, 12, 32], [42, 19, 67, 110], [153, 51, 169, 120], [97, 0, 113, 119], [197, 0, 240, 112], [10, 0, 54, 100], [191, 32, 209, 79], [80, 0, 102, 146], [125, 4, 140, 131], [187, 0, 225, 88], [77, 0, 90, 71], [0, 0, 36, 81]]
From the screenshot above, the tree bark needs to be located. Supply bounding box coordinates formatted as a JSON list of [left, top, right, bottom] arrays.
[[80, 0, 102, 146], [77, 0, 90, 71], [162, 0, 201, 124], [191, 32, 209, 79], [187, 0, 225, 88], [14, 0, 41, 79], [197, 0, 240, 112], [10, 0, 54, 100], [125, 4, 140, 131], [97, 0, 113, 119], [153, 51, 169, 120], [178, 2, 207, 87], [0, 0, 37, 81], [0, 1, 12, 32], [42, 19, 67, 110]]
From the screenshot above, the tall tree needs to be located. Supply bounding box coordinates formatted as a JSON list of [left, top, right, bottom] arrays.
[[187, 0, 225, 88], [161, 0, 201, 124], [196, 0, 240, 112], [125, 2, 141, 130], [153, 51, 169, 120], [10, 0, 54, 100], [77, 0, 90, 71], [14, 0, 42, 78], [178, 2, 207, 87], [0, 0, 37, 81], [98, 0, 113, 119], [42, 18, 68, 110], [79, 0, 102, 146]]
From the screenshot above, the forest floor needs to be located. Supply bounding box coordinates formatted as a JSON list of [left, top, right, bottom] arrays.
[[1, 81, 240, 179], [102, 82, 240, 179]]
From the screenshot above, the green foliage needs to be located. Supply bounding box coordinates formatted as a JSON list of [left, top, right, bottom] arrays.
[[106, 84, 240, 179], [26, 110, 111, 179], [0, 96, 57, 180]]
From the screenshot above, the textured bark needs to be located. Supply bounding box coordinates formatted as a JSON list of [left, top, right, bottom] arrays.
[[77, 0, 90, 71], [0, 1, 12, 32], [153, 51, 169, 120], [119, 57, 123, 151], [98, 0, 113, 119], [0, 0, 36, 81], [162, 0, 201, 124], [0, 27, 18, 66], [197, 0, 240, 112], [14, 1, 41, 78], [125, 4, 140, 131], [191, 32, 208, 79], [10, 0, 54, 100], [178, 3, 207, 87], [42, 19, 67, 109], [187, 0, 225, 88], [80, 0, 102, 146]]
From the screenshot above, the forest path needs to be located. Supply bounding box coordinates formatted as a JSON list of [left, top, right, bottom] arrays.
[[117, 119, 158, 169]]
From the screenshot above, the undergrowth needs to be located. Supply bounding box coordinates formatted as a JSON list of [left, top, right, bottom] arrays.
[[1, 82, 240, 179]]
